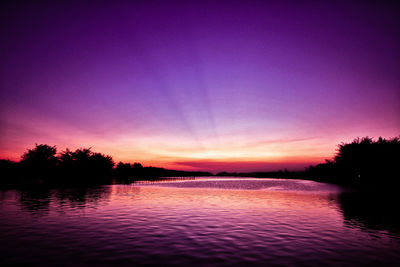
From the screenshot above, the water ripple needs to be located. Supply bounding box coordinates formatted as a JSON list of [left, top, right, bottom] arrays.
[[0, 178, 399, 266]]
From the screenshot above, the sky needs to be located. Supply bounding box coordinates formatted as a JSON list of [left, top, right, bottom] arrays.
[[1, 1, 399, 172]]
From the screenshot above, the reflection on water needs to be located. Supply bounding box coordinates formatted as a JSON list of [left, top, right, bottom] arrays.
[[16, 186, 112, 214], [0, 177, 399, 266], [339, 191, 400, 234]]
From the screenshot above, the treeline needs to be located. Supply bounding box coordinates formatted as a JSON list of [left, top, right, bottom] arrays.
[[0, 144, 211, 187], [1, 136, 399, 188], [308, 136, 400, 186], [115, 162, 212, 179], [218, 136, 400, 188]]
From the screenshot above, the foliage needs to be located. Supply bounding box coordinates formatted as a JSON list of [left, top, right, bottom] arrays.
[[21, 144, 58, 166], [307, 136, 400, 186], [1, 137, 398, 188], [1, 144, 114, 185], [58, 148, 115, 181], [217, 136, 400, 188], [19, 144, 59, 180]]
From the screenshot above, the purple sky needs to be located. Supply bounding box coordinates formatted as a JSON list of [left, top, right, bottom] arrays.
[[1, 1, 399, 172]]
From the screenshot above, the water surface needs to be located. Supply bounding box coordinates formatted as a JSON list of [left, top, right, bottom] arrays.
[[1, 177, 399, 266]]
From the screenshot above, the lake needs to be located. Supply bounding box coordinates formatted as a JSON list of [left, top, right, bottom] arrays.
[[1, 177, 399, 266]]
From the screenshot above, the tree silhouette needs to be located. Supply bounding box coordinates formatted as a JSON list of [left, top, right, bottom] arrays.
[[58, 148, 114, 181], [1, 137, 398, 188], [332, 136, 400, 186], [115, 162, 132, 179], [215, 136, 400, 187], [132, 162, 143, 169], [19, 144, 58, 178], [21, 144, 58, 165]]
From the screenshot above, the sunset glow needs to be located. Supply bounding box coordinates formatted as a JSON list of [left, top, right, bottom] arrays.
[[1, 1, 399, 172]]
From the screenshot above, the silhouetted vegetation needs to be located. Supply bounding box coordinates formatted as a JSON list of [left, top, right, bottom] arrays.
[[58, 148, 114, 183], [0, 159, 18, 185], [218, 136, 400, 189], [0, 144, 115, 186], [307, 136, 400, 187], [21, 144, 58, 170], [115, 163, 212, 182], [1, 137, 398, 188], [0, 144, 212, 187]]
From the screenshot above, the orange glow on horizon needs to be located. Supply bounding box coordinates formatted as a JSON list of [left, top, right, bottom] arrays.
[[1, 110, 398, 172]]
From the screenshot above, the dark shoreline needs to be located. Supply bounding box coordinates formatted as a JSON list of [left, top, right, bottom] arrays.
[[1, 136, 399, 189]]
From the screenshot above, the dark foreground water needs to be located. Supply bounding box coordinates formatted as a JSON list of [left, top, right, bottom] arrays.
[[1, 177, 399, 266]]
